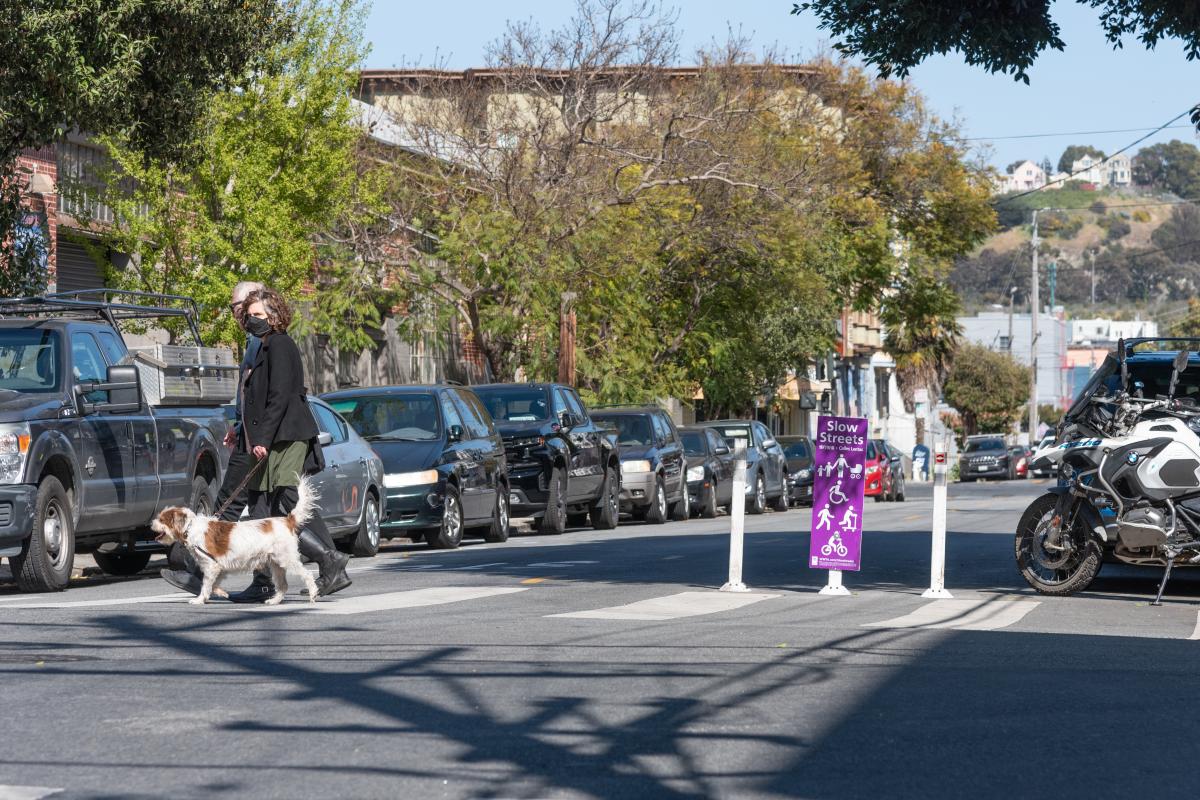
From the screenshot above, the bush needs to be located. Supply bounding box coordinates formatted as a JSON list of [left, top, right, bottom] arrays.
[[1133, 209, 1151, 223], [1089, 200, 1107, 215], [1104, 215, 1131, 241]]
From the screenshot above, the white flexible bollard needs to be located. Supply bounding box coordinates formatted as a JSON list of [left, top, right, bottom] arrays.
[[721, 443, 750, 593], [922, 442, 953, 599]]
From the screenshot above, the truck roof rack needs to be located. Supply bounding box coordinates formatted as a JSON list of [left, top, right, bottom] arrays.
[[0, 290, 204, 345]]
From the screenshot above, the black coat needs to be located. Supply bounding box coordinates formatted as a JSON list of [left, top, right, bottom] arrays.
[[243, 331, 319, 450]]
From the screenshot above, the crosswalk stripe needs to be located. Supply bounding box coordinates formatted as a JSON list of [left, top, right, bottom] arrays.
[[548, 590, 780, 621], [863, 597, 1040, 631], [302, 586, 528, 616], [0, 785, 63, 800], [1188, 611, 1200, 640], [0, 592, 190, 610]]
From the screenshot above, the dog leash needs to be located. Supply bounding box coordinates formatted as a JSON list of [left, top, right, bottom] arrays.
[[213, 456, 266, 520]]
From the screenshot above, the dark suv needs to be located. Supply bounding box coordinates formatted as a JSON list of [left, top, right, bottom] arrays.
[[959, 435, 1013, 481], [591, 406, 689, 523], [473, 383, 620, 533]]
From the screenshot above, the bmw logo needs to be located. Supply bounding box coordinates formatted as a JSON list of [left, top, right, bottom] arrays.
[[1126, 452, 1139, 465]]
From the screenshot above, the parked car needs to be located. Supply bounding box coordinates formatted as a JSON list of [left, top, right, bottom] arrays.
[[323, 385, 510, 549], [863, 439, 892, 501], [959, 435, 1014, 482], [679, 426, 735, 518], [777, 435, 814, 506], [699, 420, 789, 514], [872, 438, 907, 502], [591, 406, 689, 523], [306, 397, 386, 556], [1030, 436, 1057, 478], [1010, 445, 1033, 479], [472, 383, 619, 533], [0, 293, 231, 592]]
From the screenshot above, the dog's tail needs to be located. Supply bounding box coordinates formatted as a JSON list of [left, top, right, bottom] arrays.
[[288, 475, 320, 531]]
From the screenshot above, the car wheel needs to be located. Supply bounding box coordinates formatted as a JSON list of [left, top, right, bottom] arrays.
[[670, 476, 689, 521], [427, 484, 465, 549], [12, 476, 75, 592], [589, 465, 619, 530], [770, 474, 789, 512], [349, 493, 382, 556], [537, 467, 567, 534], [92, 549, 153, 576], [700, 481, 718, 519], [896, 477, 906, 502], [748, 473, 766, 515], [484, 487, 510, 543], [645, 476, 668, 524]]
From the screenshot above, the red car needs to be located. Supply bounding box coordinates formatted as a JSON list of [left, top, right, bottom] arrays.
[[865, 439, 893, 502], [1010, 446, 1033, 479]]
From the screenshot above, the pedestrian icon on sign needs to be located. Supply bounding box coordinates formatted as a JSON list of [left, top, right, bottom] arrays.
[[816, 503, 834, 531]]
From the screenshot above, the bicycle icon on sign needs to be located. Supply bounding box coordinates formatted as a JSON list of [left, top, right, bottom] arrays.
[[821, 532, 849, 558]]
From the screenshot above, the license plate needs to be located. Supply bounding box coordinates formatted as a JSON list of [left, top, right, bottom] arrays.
[[976, 465, 989, 472]]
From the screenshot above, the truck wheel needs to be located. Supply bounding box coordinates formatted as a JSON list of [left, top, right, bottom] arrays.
[[484, 488, 510, 543], [12, 476, 75, 592], [589, 465, 619, 530], [645, 476, 668, 524], [427, 484, 464, 549], [537, 468, 567, 534], [348, 493, 381, 556], [92, 550, 153, 576], [190, 475, 216, 517]]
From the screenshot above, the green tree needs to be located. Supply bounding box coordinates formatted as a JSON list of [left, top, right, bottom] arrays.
[[82, 0, 382, 348], [944, 343, 1030, 435], [1151, 203, 1200, 264], [1057, 145, 1105, 175], [0, 0, 291, 285], [1132, 140, 1200, 196], [791, 1, 1200, 85], [1039, 403, 1064, 428]]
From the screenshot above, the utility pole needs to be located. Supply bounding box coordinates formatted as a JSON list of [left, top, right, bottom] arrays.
[[1029, 210, 1040, 442], [1007, 286, 1017, 351], [1089, 250, 1097, 308]]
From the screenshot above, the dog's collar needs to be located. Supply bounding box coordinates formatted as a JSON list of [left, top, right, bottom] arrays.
[[194, 545, 219, 563]]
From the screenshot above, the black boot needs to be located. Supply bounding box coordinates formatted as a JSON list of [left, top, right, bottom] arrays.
[[228, 571, 275, 603], [297, 528, 351, 597], [161, 545, 204, 595]]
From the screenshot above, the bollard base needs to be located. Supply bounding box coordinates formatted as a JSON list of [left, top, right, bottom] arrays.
[[921, 587, 954, 599], [720, 581, 751, 593], [818, 584, 851, 596]]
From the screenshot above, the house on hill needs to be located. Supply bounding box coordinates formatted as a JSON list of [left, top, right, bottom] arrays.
[[996, 160, 1046, 193], [1070, 153, 1131, 187]]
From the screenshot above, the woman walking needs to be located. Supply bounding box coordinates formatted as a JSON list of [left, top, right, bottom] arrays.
[[227, 287, 352, 602]]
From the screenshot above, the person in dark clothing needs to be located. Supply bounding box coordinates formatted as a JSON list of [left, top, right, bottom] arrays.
[[160, 280, 263, 594], [228, 287, 351, 602]]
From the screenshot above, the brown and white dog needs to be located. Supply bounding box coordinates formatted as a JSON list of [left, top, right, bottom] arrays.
[[151, 477, 321, 605]]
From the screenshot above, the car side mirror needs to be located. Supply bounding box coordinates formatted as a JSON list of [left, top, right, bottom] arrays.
[[447, 424, 465, 443], [716, 446, 730, 455], [76, 365, 141, 415], [317, 431, 333, 447], [762, 438, 776, 449], [559, 411, 576, 429]]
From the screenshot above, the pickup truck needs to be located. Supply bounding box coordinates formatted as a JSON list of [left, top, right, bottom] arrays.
[[0, 292, 231, 592]]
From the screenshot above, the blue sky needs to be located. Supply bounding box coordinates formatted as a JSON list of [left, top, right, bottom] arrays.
[[363, 1, 1200, 170]]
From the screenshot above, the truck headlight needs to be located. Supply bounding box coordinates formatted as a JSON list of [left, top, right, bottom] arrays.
[[797, 468, 812, 480], [686, 465, 704, 481], [0, 423, 31, 485], [383, 469, 439, 489], [622, 459, 652, 474]]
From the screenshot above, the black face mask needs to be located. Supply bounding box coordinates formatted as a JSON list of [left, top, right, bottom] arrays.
[[243, 315, 272, 338]]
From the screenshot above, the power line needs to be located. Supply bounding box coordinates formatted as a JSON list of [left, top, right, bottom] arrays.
[[995, 106, 1198, 206], [963, 124, 1196, 142]]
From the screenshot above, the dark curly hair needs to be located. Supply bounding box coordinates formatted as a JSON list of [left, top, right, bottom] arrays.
[[242, 287, 293, 333]]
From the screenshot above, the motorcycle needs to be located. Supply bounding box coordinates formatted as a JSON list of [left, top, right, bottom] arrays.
[[1017, 343, 1200, 604]]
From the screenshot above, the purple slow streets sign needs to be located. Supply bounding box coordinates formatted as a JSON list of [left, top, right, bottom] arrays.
[[809, 416, 868, 571]]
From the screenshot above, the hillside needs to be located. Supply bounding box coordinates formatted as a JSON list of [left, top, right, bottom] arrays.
[[951, 186, 1197, 325]]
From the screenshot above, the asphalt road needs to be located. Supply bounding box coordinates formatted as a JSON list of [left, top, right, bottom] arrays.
[[3, 478, 1200, 799]]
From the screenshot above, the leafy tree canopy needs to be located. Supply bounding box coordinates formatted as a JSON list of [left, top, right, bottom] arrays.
[[1057, 144, 1106, 174], [944, 343, 1030, 435], [1133, 140, 1200, 196], [790, 1, 1200, 88]]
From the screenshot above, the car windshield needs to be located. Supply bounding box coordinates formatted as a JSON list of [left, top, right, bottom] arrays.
[[327, 394, 440, 441], [782, 441, 810, 458], [0, 329, 60, 395], [712, 425, 753, 448], [595, 414, 653, 447], [965, 439, 1005, 452], [680, 431, 707, 456], [474, 386, 550, 423]]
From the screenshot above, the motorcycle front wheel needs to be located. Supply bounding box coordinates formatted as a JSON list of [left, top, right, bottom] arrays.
[[1014, 492, 1103, 596]]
